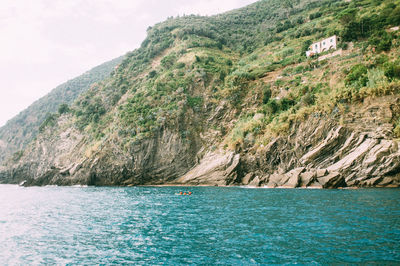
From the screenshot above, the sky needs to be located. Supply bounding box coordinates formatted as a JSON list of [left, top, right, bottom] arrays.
[[0, 0, 258, 127]]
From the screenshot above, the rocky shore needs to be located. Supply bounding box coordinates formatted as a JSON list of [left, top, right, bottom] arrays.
[[1, 96, 399, 189]]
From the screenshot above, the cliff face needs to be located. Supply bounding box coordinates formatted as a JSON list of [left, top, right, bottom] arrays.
[[1, 113, 202, 186], [2, 95, 399, 188], [1, 0, 400, 188], [3, 104, 199, 185], [176, 96, 400, 188]]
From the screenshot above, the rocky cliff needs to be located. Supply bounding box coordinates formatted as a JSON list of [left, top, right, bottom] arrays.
[[0, 113, 202, 186], [1, 0, 400, 188], [2, 94, 399, 188], [177, 96, 400, 188]]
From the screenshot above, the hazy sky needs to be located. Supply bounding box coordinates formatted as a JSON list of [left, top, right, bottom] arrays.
[[0, 0, 258, 127]]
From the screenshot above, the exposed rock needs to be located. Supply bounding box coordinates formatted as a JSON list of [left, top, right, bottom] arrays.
[[327, 138, 378, 172], [242, 173, 254, 185], [259, 175, 269, 186], [248, 176, 260, 187], [238, 96, 400, 189], [253, 113, 265, 121], [317, 172, 345, 189], [1, 76, 399, 189], [265, 174, 282, 188], [174, 151, 236, 186], [316, 169, 328, 177], [0, 140, 6, 149], [280, 167, 305, 188], [1, 118, 201, 186], [2, 97, 400, 188], [225, 154, 241, 178], [299, 171, 316, 187], [300, 126, 347, 166]]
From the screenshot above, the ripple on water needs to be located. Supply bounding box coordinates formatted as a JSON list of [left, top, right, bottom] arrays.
[[0, 185, 399, 264]]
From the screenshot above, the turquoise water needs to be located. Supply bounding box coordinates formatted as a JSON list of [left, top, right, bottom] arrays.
[[0, 185, 399, 265]]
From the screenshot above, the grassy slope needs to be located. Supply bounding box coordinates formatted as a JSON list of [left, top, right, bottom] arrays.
[[13, 0, 400, 166]]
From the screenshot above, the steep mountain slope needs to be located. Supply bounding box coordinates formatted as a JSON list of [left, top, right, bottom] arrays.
[[0, 56, 123, 163], [1, 0, 400, 188]]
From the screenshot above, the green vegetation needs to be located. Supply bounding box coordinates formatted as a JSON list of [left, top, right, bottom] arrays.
[[11, 150, 24, 162], [0, 56, 123, 163], [39, 113, 59, 133], [384, 60, 400, 80], [345, 64, 368, 88], [339, 1, 399, 42], [43, 0, 400, 148], [58, 103, 70, 115], [395, 118, 400, 138], [4, 0, 400, 162]]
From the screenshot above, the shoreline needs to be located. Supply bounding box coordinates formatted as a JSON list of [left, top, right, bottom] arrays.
[[7, 183, 396, 189], [138, 184, 378, 189], [2, 181, 399, 189]]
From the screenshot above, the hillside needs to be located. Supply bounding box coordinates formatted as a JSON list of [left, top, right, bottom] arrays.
[[1, 0, 400, 188], [0, 56, 123, 163]]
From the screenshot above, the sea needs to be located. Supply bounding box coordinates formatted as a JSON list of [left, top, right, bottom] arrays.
[[0, 185, 399, 265]]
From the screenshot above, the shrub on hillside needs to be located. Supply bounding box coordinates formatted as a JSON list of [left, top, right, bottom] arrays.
[[309, 11, 322, 20], [176, 62, 186, 69], [368, 31, 393, 52], [345, 64, 368, 88], [262, 86, 272, 104], [366, 68, 388, 89], [161, 54, 177, 68], [262, 99, 279, 115], [301, 40, 312, 55], [394, 119, 400, 138], [39, 113, 58, 132], [301, 92, 315, 106], [147, 70, 157, 79], [187, 96, 203, 109], [58, 103, 70, 114], [384, 61, 400, 80]]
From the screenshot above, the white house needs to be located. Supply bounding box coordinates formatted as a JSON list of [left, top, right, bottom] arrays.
[[306, 35, 338, 57]]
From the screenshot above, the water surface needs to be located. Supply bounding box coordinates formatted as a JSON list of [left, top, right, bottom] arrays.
[[0, 185, 399, 264]]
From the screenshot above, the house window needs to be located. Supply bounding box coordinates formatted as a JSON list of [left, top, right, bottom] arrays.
[[323, 42, 325, 45], [330, 39, 333, 43], [315, 44, 318, 48]]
